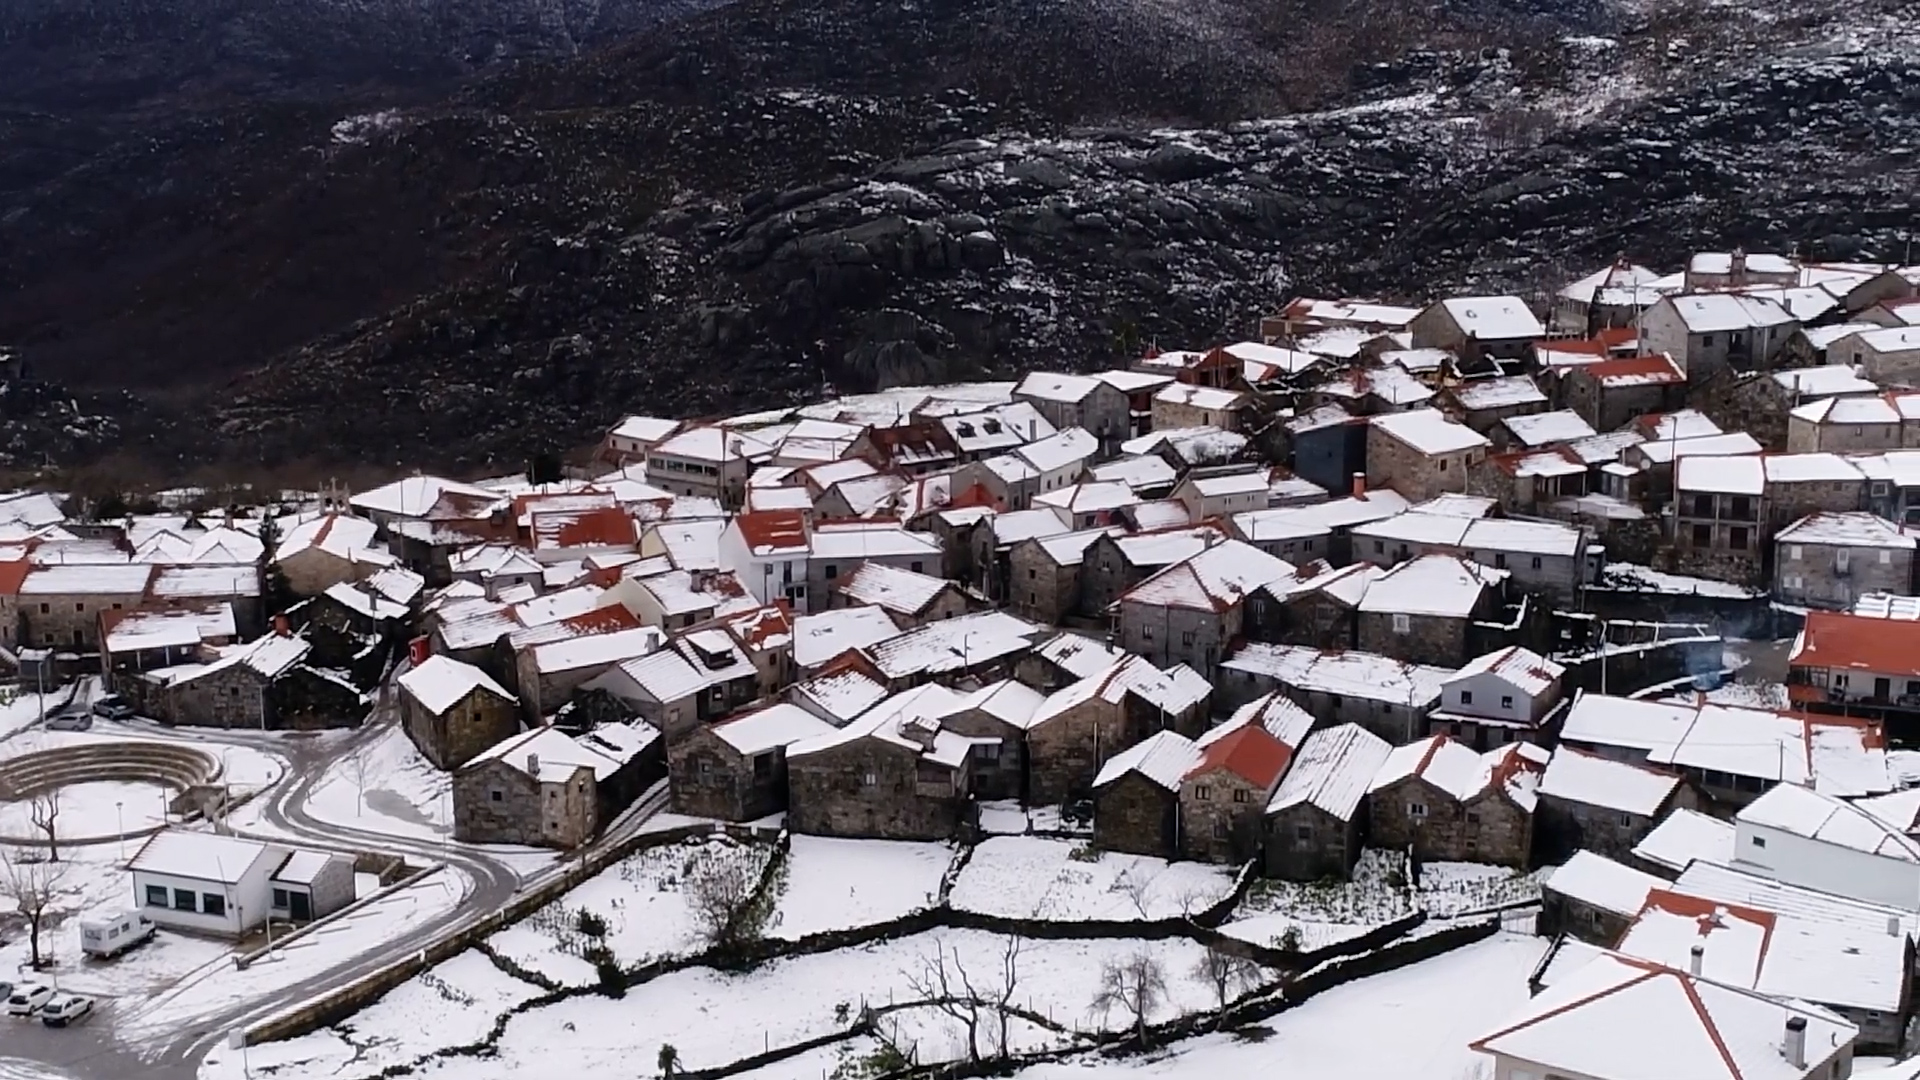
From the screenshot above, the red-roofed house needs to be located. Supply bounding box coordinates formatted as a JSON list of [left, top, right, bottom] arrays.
[[1788, 610, 1920, 718], [1179, 724, 1293, 863], [1560, 353, 1688, 431], [717, 509, 812, 609], [0, 557, 30, 652]]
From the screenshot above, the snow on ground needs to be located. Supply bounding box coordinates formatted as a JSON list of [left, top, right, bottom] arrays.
[[1219, 849, 1413, 952], [951, 837, 1235, 921], [0, 843, 233, 1000], [117, 864, 472, 1046], [0, 780, 173, 840], [0, 682, 67, 741], [422, 930, 1217, 1075], [1599, 563, 1764, 598], [201, 949, 546, 1080], [1680, 680, 1790, 710], [726, 1035, 889, 1080], [1008, 933, 1546, 1080], [1417, 863, 1542, 917], [354, 871, 382, 899], [770, 835, 953, 940], [303, 721, 450, 842], [978, 800, 1089, 836], [487, 834, 773, 986]]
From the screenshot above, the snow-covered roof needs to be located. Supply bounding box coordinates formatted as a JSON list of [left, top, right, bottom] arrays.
[[1016, 427, 1099, 474], [1153, 383, 1245, 412], [1313, 365, 1435, 407], [1355, 554, 1504, 618], [1462, 517, 1585, 558], [1109, 525, 1226, 569], [1542, 850, 1662, 917], [1350, 510, 1471, 548], [468, 722, 658, 783], [1634, 432, 1765, 465], [19, 562, 154, 595], [1666, 292, 1798, 332], [1090, 455, 1179, 493], [1559, 261, 1664, 304], [1026, 655, 1209, 730], [1093, 730, 1204, 791], [987, 507, 1073, 546], [836, 562, 956, 616], [1013, 371, 1103, 404], [864, 610, 1041, 680], [1473, 949, 1857, 1080], [609, 415, 682, 443], [1231, 491, 1410, 542], [1031, 631, 1127, 681], [789, 662, 889, 723], [1850, 326, 1920, 353], [1379, 347, 1451, 373], [651, 425, 776, 464], [793, 606, 902, 669], [129, 831, 285, 884], [1452, 375, 1547, 411], [1182, 469, 1269, 499], [530, 626, 664, 676], [350, 475, 500, 520], [104, 604, 236, 654], [1033, 480, 1141, 515], [1764, 453, 1865, 484], [937, 678, 1047, 729], [710, 703, 839, 756], [1676, 860, 1920, 945], [1448, 645, 1565, 698], [1265, 723, 1391, 822], [1032, 526, 1122, 568], [1773, 362, 1878, 397], [399, 654, 515, 714], [808, 523, 942, 561], [1222, 641, 1448, 707], [1370, 408, 1490, 455], [788, 684, 990, 768], [1435, 295, 1545, 340], [1119, 425, 1249, 464], [1775, 512, 1913, 549], [1631, 808, 1736, 874], [271, 850, 338, 886], [1119, 538, 1293, 613], [1738, 783, 1920, 862], [1206, 691, 1316, 750], [323, 581, 409, 623], [1788, 395, 1910, 426], [1282, 297, 1421, 328], [1675, 455, 1764, 496], [1503, 410, 1598, 447], [1223, 341, 1329, 379], [1537, 746, 1682, 816]]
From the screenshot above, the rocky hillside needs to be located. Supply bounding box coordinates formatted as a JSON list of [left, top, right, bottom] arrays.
[[1, 0, 1916, 470]]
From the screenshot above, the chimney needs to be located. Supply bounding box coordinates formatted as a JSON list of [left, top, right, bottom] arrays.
[[1351, 472, 1366, 499], [1689, 943, 1704, 976], [527, 753, 540, 778], [272, 614, 291, 638], [1783, 1016, 1807, 1070], [1731, 247, 1748, 288]]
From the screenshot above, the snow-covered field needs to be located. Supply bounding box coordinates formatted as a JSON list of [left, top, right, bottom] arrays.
[[1219, 849, 1414, 951], [951, 837, 1236, 921], [302, 721, 450, 841], [1007, 934, 1546, 1080], [1417, 863, 1542, 917], [0, 779, 173, 840], [487, 833, 773, 985], [769, 835, 953, 940]]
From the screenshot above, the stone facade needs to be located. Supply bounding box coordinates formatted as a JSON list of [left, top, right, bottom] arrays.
[[1776, 539, 1915, 609], [1367, 778, 1532, 867], [1263, 803, 1364, 882], [167, 663, 275, 729], [1117, 599, 1236, 683], [1534, 784, 1698, 864], [1246, 588, 1360, 650], [934, 709, 1025, 800], [1365, 424, 1472, 503], [1539, 886, 1636, 946], [1560, 368, 1677, 433], [1008, 539, 1086, 624], [277, 547, 376, 599], [1786, 414, 1904, 454], [667, 724, 788, 821], [1026, 695, 1189, 806], [454, 758, 598, 848], [23, 589, 148, 650], [1673, 490, 1765, 586], [1094, 772, 1180, 857], [1179, 768, 1268, 864], [1079, 535, 1156, 617], [1356, 610, 1473, 669], [786, 738, 970, 840], [1767, 477, 1868, 531], [1014, 382, 1131, 455], [270, 666, 369, 729], [402, 683, 521, 770]]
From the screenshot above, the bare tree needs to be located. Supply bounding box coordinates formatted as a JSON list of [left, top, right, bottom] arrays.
[[987, 935, 1023, 1057], [1113, 868, 1153, 920], [349, 750, 372, 817], [0, 849, 69, 969], [683, 849, 760, 951], [1191, 945, 1265, 1019], [29, 790, 60, 862], [1090, 951, 1168, 1047], [903, 944, 984, 1062]]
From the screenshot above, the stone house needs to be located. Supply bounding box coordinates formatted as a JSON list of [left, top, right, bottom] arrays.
[[1556, 354, 1687, 433], [1785, 394, 1920, 454], [1537, 849, 1661, 944], [1764, 454, 1869, 531], [599, 415, 685, 466], [1774, 512, 1915, 610], [19, 563, 157, 650], [1672, 456, 1766, 585], [1092, 731, 1202, 858], [1170, 465, 1268, 521], [802, 523, 944, 617], [1366, 736, 1546, 868], [1024, 656, 1211, 805], [966, 508, 1072, 603], [1014, 631, 1128, 693], [1638, 293, 1799, 380], [1007, 527, 1112, 624], [645, 425, 773, 506], [272, 513, 397, 598], [1180, 723, 1293, 865], [1831, 326, 1920, 382], [514, 626, 664, 720], [1115, 539, 1293, 682], [158, 633, 312, 730], [1354, 555, 1508, 669], [579, 628, 760, 741], [398, 653, 523, 770], [1365, 409, 1492, 503], [1151, 383, 1247, 432], [1443, 375, 1548, 435], [830, 562, 972, 627], [1262, 723, 1392, 882], [667, 703, 836, 821], [1012, 373, 1132, 456], [785, 686, 986, 841], [1264, 297, 1421, 343], [453, 722, 662, 849], [1218, 641, 1447, 746], [1407, 296, 1545, 362], [1079, 525, 1226, 618], [1243, 562, 1379, 650], [923, 679, 1046, 801], [1425, 645, 1567, 750], [1533, 745, 1697, 864]]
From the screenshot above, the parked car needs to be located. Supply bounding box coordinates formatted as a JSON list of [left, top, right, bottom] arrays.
[[80, 910, 156, 958], [6, 983, 53, 1016], [39, 994, 93, 1028], [46, 711, 92, 732], [91, 696, 135, 721]]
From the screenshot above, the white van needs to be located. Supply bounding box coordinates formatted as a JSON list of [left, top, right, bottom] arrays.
[[79, 911, 155, 959]]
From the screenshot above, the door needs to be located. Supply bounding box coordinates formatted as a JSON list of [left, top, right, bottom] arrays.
[[290, 892, 312, 920], [1876, 677, 1892, 702]]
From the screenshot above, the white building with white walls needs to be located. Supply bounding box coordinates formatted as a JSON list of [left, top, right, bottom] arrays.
[[127, 830, 289, 937], [1733, 783, 1920, 910]]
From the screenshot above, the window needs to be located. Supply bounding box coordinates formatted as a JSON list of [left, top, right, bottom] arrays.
[[1618, 813, 1633, 827], [1374, 541, 1385, 555], [1530, 556, 1542, 570], [1729, 527, 1749, 551], [1210, 818, 1229, 839], [1702, 334, 1715, 347], [1438, 459, 1447, 473], [145, 885, 167, 907], [1294, 824, 1312, 841], [1233, 788, 1249, 804], [202, 894, 226, 917], [1027, 568, 1036, 580], [1752, 836, 1767, 849], [1908, 680, 1920, 696], [862, 772, 878, 787], [272, 888, 290, 908], [1181, 631, 1196, 646], [824, 565, 838, 579], [1881, 550, 1893, 565], [489, 789, 503, 802], [1692, 494, 1714, 518], [978, 743, 1001, 761], [1788, 544, 1803, 561], [1408, 802, 1427, 818], [1466, 811, 1481, 824], [1785, 574, 1803, 589], [753, 753, 773, 780], [1142, 625, 1154, 641], [1459, 690, 1473, 705], [1304, 539, 1314, 552], [74, 602, 84, 613], [1836, 548, 1851, 572], [1493, 552, 1507, 570], [696, 759, 711, 775], [1834, 673, 1850, 688], [1392, 613, 1411, 634], [37, 603, 47, 614], [1193, 785, 1213, 801], [173, 889, 196, 912], [910, 561, 924, 573], [1500, 695, 1513, 710]]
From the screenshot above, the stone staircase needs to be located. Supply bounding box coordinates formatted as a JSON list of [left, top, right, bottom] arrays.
[[0, 742, 219, 801]]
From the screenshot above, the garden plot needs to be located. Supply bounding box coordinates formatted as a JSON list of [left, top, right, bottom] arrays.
[[769, 835, 954, 940], [1218, 850, 1414, 952], [1417, 862, 1542, 916], [978, 800, 1089, 837], [951, 837, 1235, 921], [487, 833, 774, 986], [469, 930, 1217, 1074], [1008, 933, 1547, 1080]]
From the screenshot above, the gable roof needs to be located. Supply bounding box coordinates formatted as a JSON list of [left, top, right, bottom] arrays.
[[1092, 729, 1204, 791], [1448, 645, 1565, 698], [1119, 538, 1293, 613], [1538, 745, 1684, 817], [398, 654, 515, 714], [1737, 782, 1920, 862], [1265, 723, 1391, 822], [1185, 724, 1292, 790], [1790, 610, 1920, 680]]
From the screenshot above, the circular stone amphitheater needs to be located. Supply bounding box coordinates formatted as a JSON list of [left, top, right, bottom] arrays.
[[0, 742, 222, 844]]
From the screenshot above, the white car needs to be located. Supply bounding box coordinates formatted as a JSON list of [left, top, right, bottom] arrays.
[[6, 984, 52, 1016], [39, 994, 93, 1028]]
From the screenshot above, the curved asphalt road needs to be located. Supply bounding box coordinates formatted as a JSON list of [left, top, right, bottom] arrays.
[[0, 686, 662, 1080]]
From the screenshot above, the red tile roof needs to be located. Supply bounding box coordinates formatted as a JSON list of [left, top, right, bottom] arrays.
[[1186, 725, 1292, 790], [559, 606, 642, 635], [1579, 353, 1685, 386], [0, 558, 30, 597], [548, 506, 638, 549], [1790, 610, 1920, 679], [735, 510, 810, 553]]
